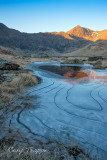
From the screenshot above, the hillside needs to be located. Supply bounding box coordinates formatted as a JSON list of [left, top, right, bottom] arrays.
[[0, 23, 107, 57], [65, 40, 107, 57], [0, 46, 17, 56], [0, 23, 91, 57]]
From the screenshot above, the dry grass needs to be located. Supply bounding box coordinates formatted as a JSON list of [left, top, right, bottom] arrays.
[[0, 136, 91, 160], [0, 71, 39, 109], [8, 71, 38, 89], [0, 53, 52, 109], [19, 72, 38, 87], [0, 54, 52, 68]]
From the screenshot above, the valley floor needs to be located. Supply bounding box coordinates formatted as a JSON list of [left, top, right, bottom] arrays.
[[0, 61, 107, 160]]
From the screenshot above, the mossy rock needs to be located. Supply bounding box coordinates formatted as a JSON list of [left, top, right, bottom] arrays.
[[61, 59, 84, 64]]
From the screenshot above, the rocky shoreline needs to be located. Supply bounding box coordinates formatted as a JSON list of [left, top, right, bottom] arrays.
[[61, 56, 107, 69]]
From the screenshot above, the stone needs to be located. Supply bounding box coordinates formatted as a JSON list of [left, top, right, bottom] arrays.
[[92, 60, 107, 69], [61, 59, 84, 64], [3, 74, 14, 82], [88, 56, 104, 61], [0, 58, 20, 70]]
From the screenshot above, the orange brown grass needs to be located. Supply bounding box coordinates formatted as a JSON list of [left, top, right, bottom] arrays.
[[0, 71, 39, 109]]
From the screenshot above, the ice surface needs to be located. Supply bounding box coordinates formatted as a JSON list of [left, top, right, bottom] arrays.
[[8, 61, 107, 159]]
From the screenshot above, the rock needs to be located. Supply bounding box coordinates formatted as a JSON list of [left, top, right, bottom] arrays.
[[85, 57, 107, 69], [61, 59, 84, 64], [92, 60, 107, 69], [0, 74, 5, 83], [88, 56, 104, 61], [2, 74, 14, 82], [0, 58, 20, 70]]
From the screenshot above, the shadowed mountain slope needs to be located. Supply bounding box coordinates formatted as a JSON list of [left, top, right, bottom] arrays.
[[65, 40, 107, 57], [0, 46, 17, 56], [0, 23, 107, 57]]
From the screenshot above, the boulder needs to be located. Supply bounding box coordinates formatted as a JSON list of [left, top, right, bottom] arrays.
[[0, 74, 5, 83], [0, 58, 20, 70], [92, 60, 107, 69], [88, 56, 104, 61], [61, 59, 84, 64], [2, 74, 14, 82]]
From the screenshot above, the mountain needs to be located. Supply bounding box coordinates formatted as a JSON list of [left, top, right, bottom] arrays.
[[47, 31, 73, 39], [65, 40, 107, 57], [0, 46, 17, 56], [0, 23, 91, 57], [0, 23, 107, 57], [67, 25, 107, 41]]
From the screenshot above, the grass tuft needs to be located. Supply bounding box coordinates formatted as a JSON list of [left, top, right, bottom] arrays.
[[0, 71, 39, 109]]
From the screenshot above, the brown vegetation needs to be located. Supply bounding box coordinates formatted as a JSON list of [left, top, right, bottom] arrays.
[[0, 54, 51, 68], [0, 46, 17, 56], [0, 71, 38, 109], [0, 136, 91, 160]]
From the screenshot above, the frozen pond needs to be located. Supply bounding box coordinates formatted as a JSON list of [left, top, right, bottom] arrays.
[[8, 61, 107, 159]]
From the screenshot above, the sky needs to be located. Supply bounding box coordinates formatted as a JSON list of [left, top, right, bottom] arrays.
[[0, 0, 107, 33]]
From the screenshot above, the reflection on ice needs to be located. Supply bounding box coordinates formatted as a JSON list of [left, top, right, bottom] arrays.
[[62, 68, 107, 85], [17, 61, 107, 159], [39, 64, 107, 85]]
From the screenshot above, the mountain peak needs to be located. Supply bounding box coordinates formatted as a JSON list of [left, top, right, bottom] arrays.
[[69, 25, 83, 31], [70, 25, 83, 31], [67, 25, 86, 37], [75, 25, 81, 28]]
